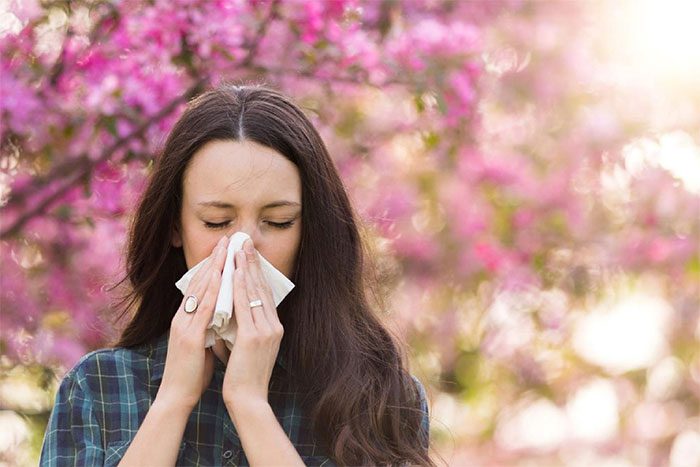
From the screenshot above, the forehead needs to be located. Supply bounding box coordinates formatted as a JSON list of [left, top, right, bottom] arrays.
[[183, 139, 301, 205]]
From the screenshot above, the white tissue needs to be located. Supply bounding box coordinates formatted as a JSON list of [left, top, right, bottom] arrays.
[[174, 231, 295, 350]]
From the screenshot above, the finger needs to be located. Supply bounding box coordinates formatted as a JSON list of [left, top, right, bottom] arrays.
[[243, 240, 274, 302], [241, 243, 273, 330], [233, 249, 255, 332], [243, 241, 279, 329], [245, 270, 270, 331], [178, 261, 210, 322], [195, 235, 228, 287], [250, 302, 268, 331], [180, 236, 226, 322], [182, 252, 215, 311], [194, 236, 229, 329], [184, 258, 211, 301]]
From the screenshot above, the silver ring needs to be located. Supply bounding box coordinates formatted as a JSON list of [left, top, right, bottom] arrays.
[[184, 295, 199, 313], [249, 299, 263, 308]]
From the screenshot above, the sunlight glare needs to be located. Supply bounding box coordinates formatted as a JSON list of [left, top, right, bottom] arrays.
[[603, 0, 700, 83]]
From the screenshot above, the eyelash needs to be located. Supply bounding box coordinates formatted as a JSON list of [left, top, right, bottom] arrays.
[[204, 221, 295, 230]]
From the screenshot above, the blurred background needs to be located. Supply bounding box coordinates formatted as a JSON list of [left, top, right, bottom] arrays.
[[1, 0, 699, 465]]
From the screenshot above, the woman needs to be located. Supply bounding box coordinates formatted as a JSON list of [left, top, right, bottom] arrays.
[[40, 85, 433, 466]]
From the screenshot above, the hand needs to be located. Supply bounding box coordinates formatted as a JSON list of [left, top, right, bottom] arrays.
[[157, 234, 230, 411], [221, 238, 284, 408]]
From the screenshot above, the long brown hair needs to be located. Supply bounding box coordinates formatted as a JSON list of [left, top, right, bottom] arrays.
[[108, 84, 435, 466]]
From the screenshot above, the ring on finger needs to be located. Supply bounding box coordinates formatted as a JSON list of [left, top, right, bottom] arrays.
[[184, 295, 199, 313]]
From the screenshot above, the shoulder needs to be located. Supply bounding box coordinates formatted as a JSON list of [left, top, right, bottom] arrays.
[[56, 343, 151, 395], [409, 374, 430, 448], [410, 374, 428, 408], [41, 342, 156, 465]]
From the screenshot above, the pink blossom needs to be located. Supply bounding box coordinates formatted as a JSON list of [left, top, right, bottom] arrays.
[[473, 241, 509, 273], [391, 229, 440, 264]]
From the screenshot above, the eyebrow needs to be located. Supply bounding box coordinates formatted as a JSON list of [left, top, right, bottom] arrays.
[[197, 200, 301, 210]]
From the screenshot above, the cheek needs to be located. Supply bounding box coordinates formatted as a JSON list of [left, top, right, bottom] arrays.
[[259, 245, 296, 277], [183, 246, 205, 270], [182, 232, 220, 269]]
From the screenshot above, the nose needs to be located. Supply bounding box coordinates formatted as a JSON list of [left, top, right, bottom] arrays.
[[226, 222, 261, 247]]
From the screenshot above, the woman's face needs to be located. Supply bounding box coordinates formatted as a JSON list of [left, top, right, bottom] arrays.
[[172, 139, 302, 279]]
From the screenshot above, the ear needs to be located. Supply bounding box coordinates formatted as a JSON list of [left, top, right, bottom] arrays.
[[171, 223, 183, 248]]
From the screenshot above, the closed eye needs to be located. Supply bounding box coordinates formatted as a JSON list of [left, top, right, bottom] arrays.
[[204, 221, 295, 230]]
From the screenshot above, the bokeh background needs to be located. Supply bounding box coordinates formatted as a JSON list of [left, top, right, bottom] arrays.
[[1, 0, 699, 465]]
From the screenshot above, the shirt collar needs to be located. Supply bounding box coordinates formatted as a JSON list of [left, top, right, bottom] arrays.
[[148, 331, 288, 382]]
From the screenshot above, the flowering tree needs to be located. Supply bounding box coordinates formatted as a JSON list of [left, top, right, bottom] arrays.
[[1, 0, 698, 465], [0, 0, 491, 365]]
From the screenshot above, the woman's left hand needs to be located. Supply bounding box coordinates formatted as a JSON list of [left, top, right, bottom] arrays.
[[221, 238, 284, 407]]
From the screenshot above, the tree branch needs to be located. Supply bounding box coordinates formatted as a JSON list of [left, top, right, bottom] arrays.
[[240, 0, 281, 68], [1, 79, 206, 239], [7, 2, 122, 204]]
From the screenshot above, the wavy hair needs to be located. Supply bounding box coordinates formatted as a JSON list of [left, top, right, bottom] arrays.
[[109, 84, 435, 466]]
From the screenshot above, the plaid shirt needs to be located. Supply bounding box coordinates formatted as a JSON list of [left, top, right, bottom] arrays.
[[40, 330, 430, 466]]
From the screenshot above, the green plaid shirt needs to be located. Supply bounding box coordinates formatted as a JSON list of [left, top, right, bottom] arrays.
[[40, 330, 430, 466]]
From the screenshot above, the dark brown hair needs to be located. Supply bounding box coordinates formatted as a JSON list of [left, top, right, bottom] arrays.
[[109, 84, 435, 466]]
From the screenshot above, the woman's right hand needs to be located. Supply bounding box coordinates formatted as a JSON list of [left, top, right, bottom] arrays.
[[156, 234, 230, 411]]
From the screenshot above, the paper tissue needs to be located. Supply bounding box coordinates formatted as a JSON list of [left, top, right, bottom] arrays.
[[175, 231, 295, 350]]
